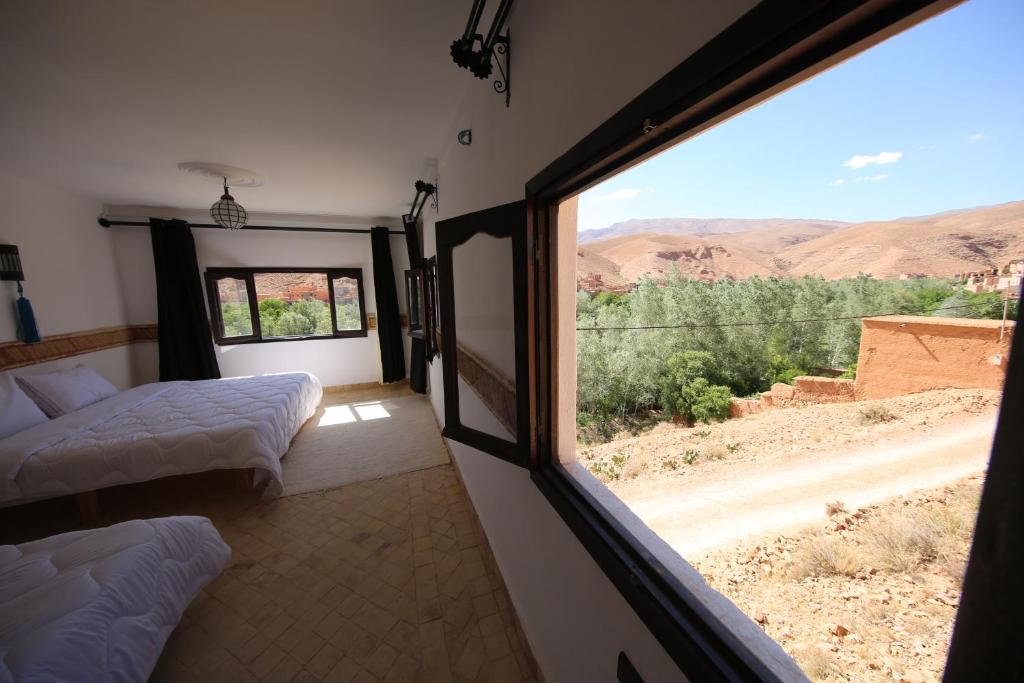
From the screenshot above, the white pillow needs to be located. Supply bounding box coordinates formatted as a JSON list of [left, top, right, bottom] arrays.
[[0, 373, 49, 439], [15, 365, 120, 418]]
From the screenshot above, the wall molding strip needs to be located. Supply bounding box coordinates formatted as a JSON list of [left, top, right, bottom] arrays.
[[456, 342, 517, 434], [0, 324, 157, 371]]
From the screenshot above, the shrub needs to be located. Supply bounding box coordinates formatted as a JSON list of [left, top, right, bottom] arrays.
[[676, 378, 732, 423]]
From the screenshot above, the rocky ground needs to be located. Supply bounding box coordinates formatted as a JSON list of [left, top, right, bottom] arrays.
[[691, 478, 982, 682], [578, 388, 999, 483]]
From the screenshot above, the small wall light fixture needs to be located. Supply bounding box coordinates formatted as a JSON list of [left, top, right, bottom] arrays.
[[0, 244, 24, 282], [0, 245, 40, 343], [457, 129, 472, 146], [210, 177, 248, 230], [403, 180, 437, 225]]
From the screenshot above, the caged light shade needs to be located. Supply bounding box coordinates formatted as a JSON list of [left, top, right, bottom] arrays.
[[210, 178, 247, 230]]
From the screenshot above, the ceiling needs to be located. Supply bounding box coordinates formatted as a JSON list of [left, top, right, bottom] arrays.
[[0, 0, 474, 219]]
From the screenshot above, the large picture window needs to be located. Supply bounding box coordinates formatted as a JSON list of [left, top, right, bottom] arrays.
[[205, 267, 368, 344]]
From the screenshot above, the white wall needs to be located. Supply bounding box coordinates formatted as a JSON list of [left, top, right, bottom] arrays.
[[110, 223, 412, 387], [421, 1, 775, 681], [0, 173, 138, 388]]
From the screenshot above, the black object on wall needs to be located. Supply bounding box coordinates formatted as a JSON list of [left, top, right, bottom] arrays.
[[370, 226, 406, 383], [944, 281, 1024, 681], [449, 0, 512, 106], [403, 215, 427, 394], [149, 218, 221, 381]]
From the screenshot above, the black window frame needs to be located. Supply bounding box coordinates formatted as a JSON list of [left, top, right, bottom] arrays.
[[521, 1, 997, 681], [405, 257, 442, 360], [205, 266, 369, 344]]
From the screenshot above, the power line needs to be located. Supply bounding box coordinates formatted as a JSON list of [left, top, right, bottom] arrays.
[[576, 298, 1018, 332]]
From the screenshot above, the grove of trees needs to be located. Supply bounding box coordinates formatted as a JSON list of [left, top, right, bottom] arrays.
[[576, 270, 1016, 440], [221, 298, 362, 338]]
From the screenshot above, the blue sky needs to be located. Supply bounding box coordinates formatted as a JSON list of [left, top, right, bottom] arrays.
[[577, 0, 1024, 231]]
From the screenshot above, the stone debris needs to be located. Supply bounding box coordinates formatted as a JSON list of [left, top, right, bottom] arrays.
[[691, 477, 983, 682]]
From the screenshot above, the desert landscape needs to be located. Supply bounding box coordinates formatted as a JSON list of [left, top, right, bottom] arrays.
[[578, 389, 998, 682], [576, 200, 1024, 291]]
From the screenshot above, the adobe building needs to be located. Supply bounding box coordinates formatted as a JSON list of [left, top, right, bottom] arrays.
[[854, 315, 1015, 399]]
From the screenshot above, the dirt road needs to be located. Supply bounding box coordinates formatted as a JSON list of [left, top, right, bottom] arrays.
[[612, 415, 996, 558]]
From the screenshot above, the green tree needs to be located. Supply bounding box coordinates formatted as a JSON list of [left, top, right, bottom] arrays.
[[221, 302, 252, 337], [676, 378, 732, 423]]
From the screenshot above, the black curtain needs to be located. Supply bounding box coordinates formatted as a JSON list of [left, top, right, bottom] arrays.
[[149, 218, 221, 381], [403, 216, 427, 394], [371, 226, 406, 383]]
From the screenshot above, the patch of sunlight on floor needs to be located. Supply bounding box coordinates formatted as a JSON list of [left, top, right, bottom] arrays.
[[353, 401, 391, 420], [318, 404, 358, 426]]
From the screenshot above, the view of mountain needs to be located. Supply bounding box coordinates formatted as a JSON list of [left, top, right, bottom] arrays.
[[576, 201, 1024, 292], [577, 217, 849, 244]]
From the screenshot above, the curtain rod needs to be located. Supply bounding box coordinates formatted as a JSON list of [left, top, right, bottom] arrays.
[[97, 218, 405, 235]]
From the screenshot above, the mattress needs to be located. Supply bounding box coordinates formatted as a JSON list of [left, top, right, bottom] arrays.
[[0, 372, 322, 505], [0, 516, 230, 683]]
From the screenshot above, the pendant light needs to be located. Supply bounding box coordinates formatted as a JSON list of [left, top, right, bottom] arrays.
[[210, 177, 247, 230]]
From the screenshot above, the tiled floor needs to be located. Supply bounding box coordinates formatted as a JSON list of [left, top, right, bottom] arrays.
[[149, 464, 537, 683], [0, 388, 538, 683]]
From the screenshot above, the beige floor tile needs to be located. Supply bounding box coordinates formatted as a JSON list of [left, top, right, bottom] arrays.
[[4, 389, 538, 683]]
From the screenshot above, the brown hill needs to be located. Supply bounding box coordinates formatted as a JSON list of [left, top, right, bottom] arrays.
[[578, 216, 848, 243], [777, 201, 1024, 279], [579, 232, 779, 284], [576, 201, 1024, 291]]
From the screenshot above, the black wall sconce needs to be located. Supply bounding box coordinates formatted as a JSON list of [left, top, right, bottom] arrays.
[[450, 0, 513, 107], [403, 180, 437, 226], [0, 244, 25, 282], [457, 129, 473, 146], [0, 245, 40, 343]]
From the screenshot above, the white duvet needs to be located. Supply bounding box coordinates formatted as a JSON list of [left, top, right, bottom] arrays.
[[0, 516, 230, 683], [0, 372, 322, 505]]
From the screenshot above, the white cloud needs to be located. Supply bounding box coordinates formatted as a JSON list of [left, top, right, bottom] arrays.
[[855, 174, 889, 182], [843, 151, 903, 169], [828, 179, 846, 187], [588, 187, 651, 202], [968, 132, 986, 142]]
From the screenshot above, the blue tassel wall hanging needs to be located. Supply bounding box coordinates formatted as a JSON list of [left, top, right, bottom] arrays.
[[15, 281, 40, 343]]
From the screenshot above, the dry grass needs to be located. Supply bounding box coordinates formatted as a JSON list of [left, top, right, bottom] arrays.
[[863, 487, 979, 577], [794, 645, 835, 682], [792, 533, 859, 579], [825, 500, 847, 516], [698, 443, 729, 461], [858, 404, 898, 425]]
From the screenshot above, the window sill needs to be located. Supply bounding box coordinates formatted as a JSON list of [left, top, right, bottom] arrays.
[[214, 331, 368, 346]]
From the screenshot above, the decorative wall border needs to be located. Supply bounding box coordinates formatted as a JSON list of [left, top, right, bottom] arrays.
[[0, 324, 157, 371], [456, 343, 517, 434]]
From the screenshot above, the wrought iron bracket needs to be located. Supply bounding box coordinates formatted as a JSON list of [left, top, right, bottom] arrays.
[[492, 33, 510, 107]]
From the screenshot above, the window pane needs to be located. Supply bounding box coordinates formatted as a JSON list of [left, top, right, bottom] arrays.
[[254, 272, 333, 338], [332, 276, 362, 331], [216, 277, 253, 338], [407, 272, 423, 329]]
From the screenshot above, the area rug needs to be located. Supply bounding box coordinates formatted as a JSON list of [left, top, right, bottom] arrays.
[[280, 390, 450, 496]]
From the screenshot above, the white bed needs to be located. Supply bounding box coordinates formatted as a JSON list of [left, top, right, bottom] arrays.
[[0, 516, 229, 683], [0, 372, 322, 506]]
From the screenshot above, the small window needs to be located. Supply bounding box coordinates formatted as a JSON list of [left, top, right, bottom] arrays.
[[207, 271, 258, 342], [205, 268, 368, 344], [331, 274, 364, 333]]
